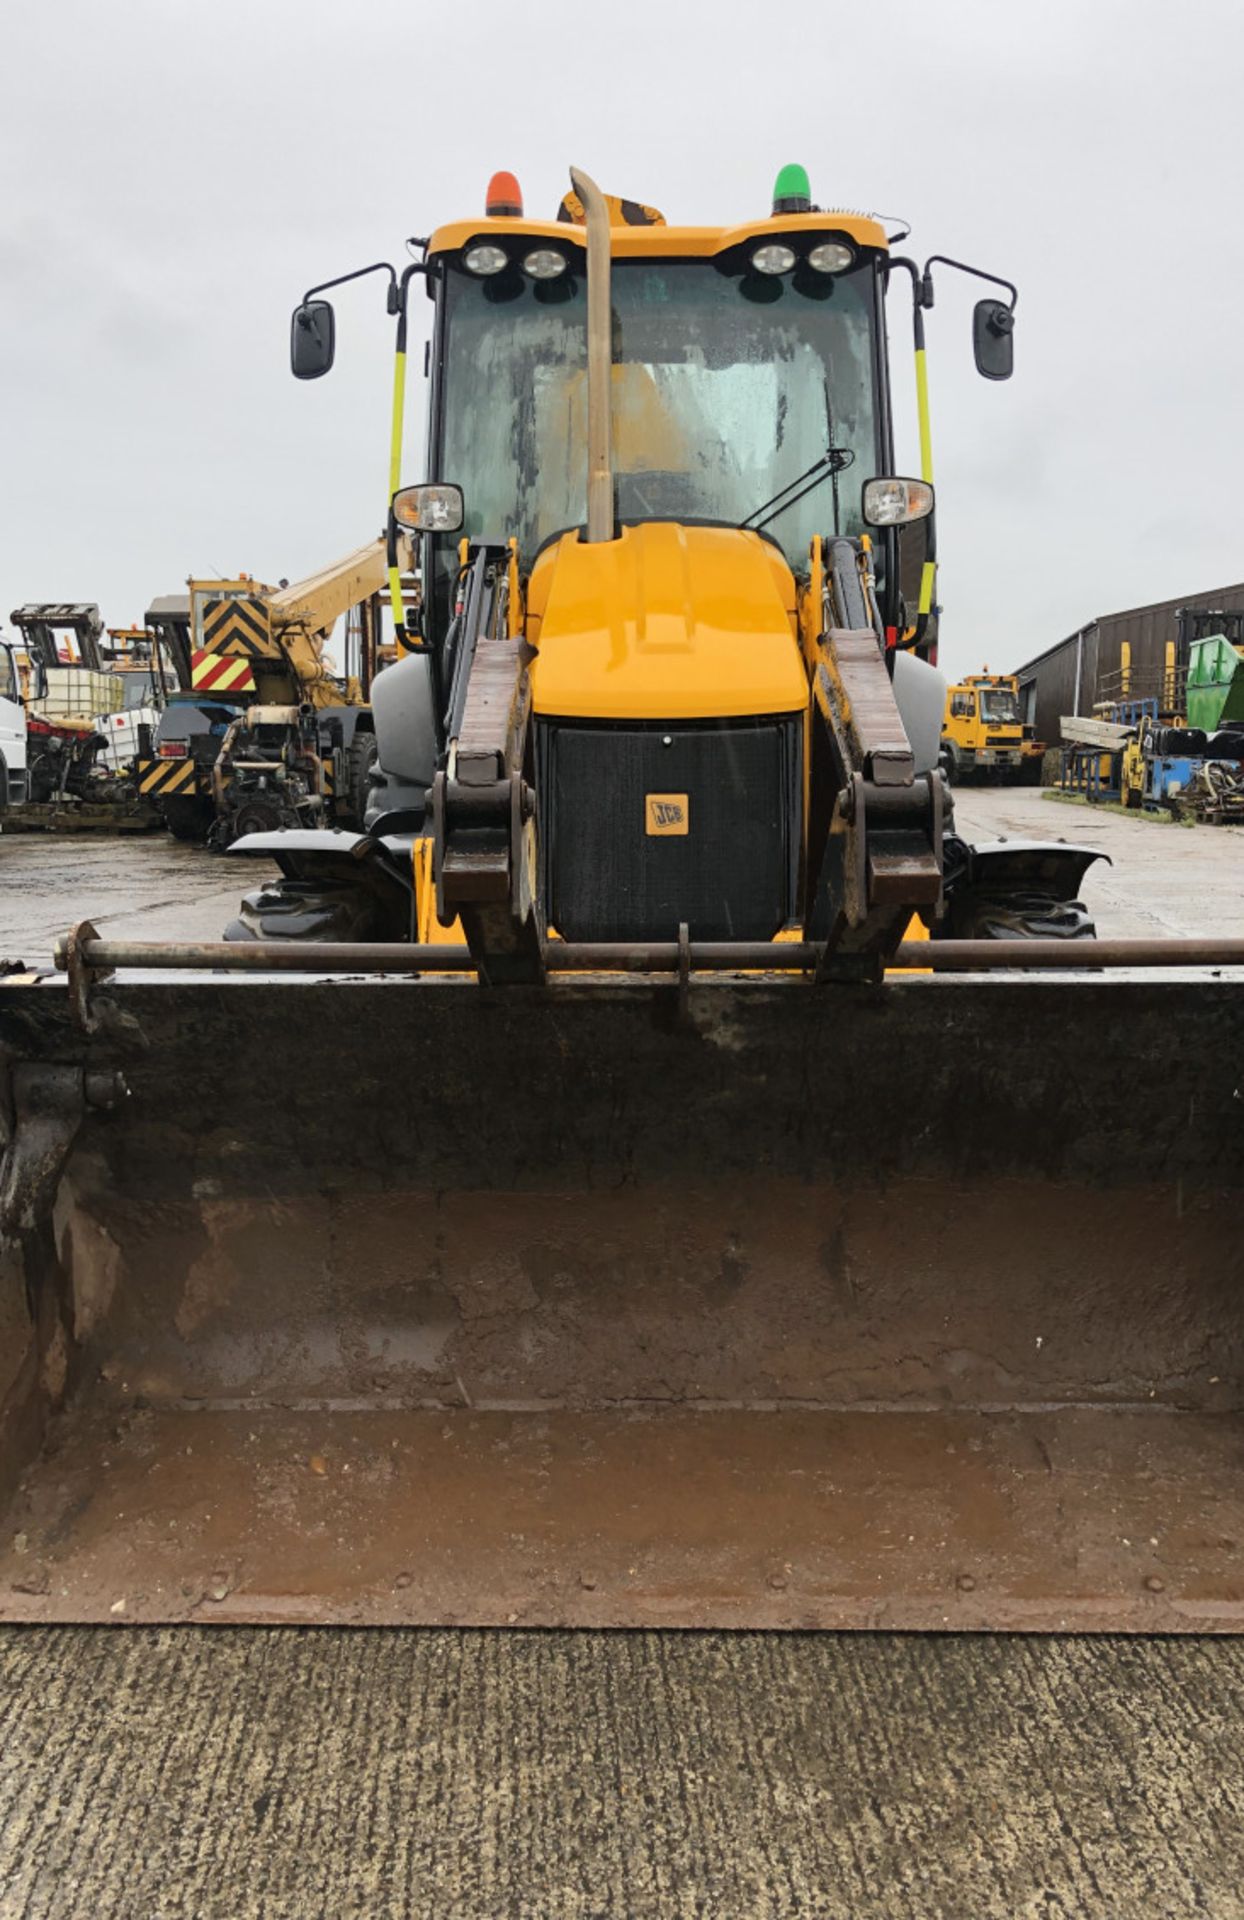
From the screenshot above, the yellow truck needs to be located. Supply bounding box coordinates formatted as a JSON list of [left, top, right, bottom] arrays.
[[940, 670, 1028, 782]]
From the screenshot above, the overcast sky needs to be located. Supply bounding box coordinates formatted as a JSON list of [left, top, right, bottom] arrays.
[[4, 0, 1243, 677]]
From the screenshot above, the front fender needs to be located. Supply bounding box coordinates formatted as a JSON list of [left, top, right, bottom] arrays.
[[938, 836, 1110, 942]]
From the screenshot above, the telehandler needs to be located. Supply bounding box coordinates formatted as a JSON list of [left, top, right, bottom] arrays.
[[137, 542, 405, 846], [1, 167, 1242, 1632]]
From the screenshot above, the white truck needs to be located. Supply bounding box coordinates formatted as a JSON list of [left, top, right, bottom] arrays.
[[0, 635, 30, 809]]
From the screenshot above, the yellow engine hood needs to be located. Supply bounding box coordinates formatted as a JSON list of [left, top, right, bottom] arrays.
[[527, 522, 805, 721]]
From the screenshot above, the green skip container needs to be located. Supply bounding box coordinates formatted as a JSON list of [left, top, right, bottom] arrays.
[[1186, 634, 1244, 732]]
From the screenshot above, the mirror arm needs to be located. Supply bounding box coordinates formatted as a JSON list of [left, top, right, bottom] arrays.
[[920, 255, 1018, 313], [300, 260, 400, 312]]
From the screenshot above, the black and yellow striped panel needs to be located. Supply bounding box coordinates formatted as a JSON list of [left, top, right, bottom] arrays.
[[138, 758, 201, 797], [321, 758, 335, 797], [201, 596, 271, 657]]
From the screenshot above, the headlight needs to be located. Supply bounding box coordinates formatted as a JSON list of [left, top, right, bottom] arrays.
[[392, 483, 464, 533], [861, 477, 935, 527], [463, 244, 509, 276], [807, 241, 855, 274], [522, 248, 568, 279], [750, 243, 797, 276]]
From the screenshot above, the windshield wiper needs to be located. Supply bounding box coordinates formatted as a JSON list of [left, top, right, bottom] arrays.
[[740, 447, 855, 534]]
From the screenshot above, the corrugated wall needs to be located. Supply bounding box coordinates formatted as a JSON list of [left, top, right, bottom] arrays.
[[1016, 625, 1098, 745], [1015, 581, 1244, 743], [1096, 582, 1244, 684]]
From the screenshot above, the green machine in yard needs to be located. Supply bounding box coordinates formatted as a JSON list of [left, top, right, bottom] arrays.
[[1186, 630, 1244, 735]]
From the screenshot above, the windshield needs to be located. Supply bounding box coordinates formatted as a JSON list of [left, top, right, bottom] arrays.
[[979, 689, 1020, 723], [439, 255, 880, 569], [118, 672, 158, 710]]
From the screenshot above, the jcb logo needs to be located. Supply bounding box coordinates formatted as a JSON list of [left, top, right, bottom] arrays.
[[646, 793, 689, 836]]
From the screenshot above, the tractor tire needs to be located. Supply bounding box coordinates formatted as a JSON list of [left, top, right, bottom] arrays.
[[337, 734, 379, 833], [162, 797, 215, 843]]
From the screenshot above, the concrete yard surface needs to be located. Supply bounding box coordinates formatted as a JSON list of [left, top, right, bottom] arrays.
[[952, 786, 1244, 939], [2, 1627, 1244, 1919], [0, 833, 272, 967]]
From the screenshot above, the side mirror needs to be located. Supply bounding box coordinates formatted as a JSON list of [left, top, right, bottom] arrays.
[[973, 298, 1014, 381], [290, 299, 336, 380]]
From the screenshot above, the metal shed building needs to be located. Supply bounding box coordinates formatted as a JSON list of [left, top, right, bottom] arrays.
[[1014, 580, 1244, 744]]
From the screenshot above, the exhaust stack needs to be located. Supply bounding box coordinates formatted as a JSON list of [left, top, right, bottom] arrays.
[[569, 166, 614, 542]]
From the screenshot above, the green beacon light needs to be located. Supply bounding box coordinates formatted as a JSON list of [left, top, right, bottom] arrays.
[[772, 163, 812, 216]]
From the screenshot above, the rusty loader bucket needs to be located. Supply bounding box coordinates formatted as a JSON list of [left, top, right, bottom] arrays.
[[2, 966, 1243, 1631]]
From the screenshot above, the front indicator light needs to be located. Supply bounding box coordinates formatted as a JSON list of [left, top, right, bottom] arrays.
[[861, 477, 935, 527], [522, 248, 568, 279], [463, 244, 508, 276], [750, 243, 797, 276], [808, 241, 855, 274]]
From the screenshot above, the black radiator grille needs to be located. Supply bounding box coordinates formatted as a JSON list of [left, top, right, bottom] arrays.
[[538, 717, 800, 942]]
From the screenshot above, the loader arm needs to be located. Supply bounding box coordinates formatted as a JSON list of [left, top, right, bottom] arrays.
[[805, 539, 943, 976], [428, 541, 542, 983]]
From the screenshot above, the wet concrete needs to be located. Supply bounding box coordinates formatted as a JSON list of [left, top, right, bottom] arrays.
[[0, 834, 273, 967]]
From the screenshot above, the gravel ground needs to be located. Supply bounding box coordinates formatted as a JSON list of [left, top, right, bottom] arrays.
[[3, 793, 1244, 1917]]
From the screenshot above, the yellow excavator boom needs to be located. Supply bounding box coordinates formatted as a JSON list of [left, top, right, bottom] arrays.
[[190, 534, 413, 708]]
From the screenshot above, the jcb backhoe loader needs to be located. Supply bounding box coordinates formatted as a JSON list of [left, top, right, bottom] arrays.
[[1, 167, 1242, 1631]]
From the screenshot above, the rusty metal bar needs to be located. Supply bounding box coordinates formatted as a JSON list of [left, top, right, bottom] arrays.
[[53, 936, 471, 973], [898, 938, 1244, 971], [47, 932, 1244, 977]]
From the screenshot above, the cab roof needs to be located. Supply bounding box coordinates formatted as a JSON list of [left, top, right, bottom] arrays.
[[427, 209, 890, 260]]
